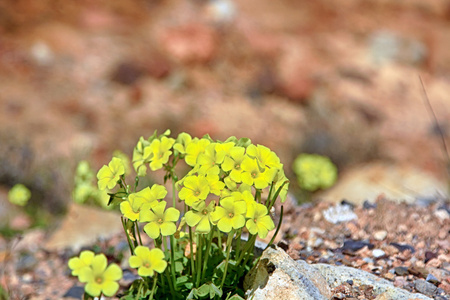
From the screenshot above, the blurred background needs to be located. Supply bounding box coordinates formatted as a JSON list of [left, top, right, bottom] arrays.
[[0, 0, 449, 220]]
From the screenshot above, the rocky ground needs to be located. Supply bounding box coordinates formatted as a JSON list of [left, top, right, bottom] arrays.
[[0, 196, 449, 299], [0, 0, 449, 299]]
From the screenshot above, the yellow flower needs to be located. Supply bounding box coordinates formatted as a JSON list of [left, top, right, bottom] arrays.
[[185, 201, 215, 234], [240, 156, 277, 189], [97, 157, 125, 190], [178, 175, 210, 207], [8, 184, 31, 206], [173, 132, 192, 155], [246, 144, 282, 169], [221, 146, 246, 183], [78, 254, 123, 297], [210, 196, 246, 233], [145, 136, 175, 171], [246, 203, 275, 239], [129, 246, 167, 277], [185, 138, 210, 167], [68, 250, 95, 276], [132, 137, 151, 177], [142, 201, 180, 239]]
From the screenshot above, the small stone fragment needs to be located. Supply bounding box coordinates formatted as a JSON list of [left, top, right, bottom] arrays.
[[341, 240, 374, 252], [373, 230, 388, 241], [426, 273, 440, 285], [415, 279, 437, 297], [322, 204, 358, 224], [372, 249, 386, 258], [390, 242, 415, 253], [394, 266, 409, 276]]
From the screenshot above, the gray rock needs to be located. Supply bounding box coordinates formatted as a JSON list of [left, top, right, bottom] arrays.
[[244, 245, 332, 300], [245, 246, 433, 300], [414, 279, 437, 297], [314, 263, 431, 300]]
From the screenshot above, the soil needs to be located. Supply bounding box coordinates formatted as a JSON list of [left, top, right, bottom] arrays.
[[0, 0, 449, 299]]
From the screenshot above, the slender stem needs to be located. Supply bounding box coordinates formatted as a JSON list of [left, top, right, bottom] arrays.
[[164, 266, 176, 299], [236, 234, 256, 265], [255, 190, 261, 203], [217, 226, 222, 251], [149, 274, 158, 300], [267, 183, 274, 205], [189, 226, 196, 279], [172, 177, 177, 208], [121, 217, 135, 255], [169, 235, 178, 291], [264, 206, 284, 251], [135, 221, 143, 246], [235, 229, 242, 261], [195, 233, 202, 287], [220, 230, 235, 289], [201, 230, 214, 282]]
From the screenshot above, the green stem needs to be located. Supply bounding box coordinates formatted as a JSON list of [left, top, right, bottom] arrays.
[[201, 230, 214, 282], [149, 274, 158, 300], [164, 266, 176, 299], [255, 189, 261, 203], [264, 205, 284, 251], [235, 229, 242, 261], [172, 177, 177, 208], [236, 234, 256, 265], [267, 183, 274, 205], [135, 221, 143, 246], [195, 233, 202, 287], [169, 235, 178, 291], [220, 230, 235, 289], [121, 217, 135, 255], [189, 226, 196, 280]]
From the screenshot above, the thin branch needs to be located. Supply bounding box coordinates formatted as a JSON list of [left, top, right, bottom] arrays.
[[419, 76, 450, 172]]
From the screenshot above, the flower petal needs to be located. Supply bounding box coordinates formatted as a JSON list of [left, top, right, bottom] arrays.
[[160, 222, 176, 236], [101, 281, 119, 297], [104, 264, 123, 281], [164, 207, 180, 222], [144, 222, 161, 239]]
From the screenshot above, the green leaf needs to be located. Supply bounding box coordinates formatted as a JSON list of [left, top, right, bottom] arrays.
[[175, 261, 184, 272], [176, 275, 189, 285], [236, 137, 252, 148], [210, 283, 222, 298], [197, 284, 210, 297], [187, 289, 196, 300]]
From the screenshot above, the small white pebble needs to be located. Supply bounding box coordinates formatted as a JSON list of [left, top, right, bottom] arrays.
[[373, 230, 388, 241], [372, 249, 386, 258]]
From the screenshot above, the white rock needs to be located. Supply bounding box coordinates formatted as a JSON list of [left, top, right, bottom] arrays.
[[372, 249, 386, 258], [245, 246, 433, 300], [373, 230, 388, 241], [244, 246, 332, 300], [322, 204, 357, 224]]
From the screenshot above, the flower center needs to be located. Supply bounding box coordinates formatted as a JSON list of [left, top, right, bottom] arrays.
[[158, 218, 164, 224], [202, 209, 208, 215], [251, 172, 257, 178], [95, 276, 103, 284], [235, 164, 240, 169], [228, 212, 234, 218], [144, 262, 151, 268], [194, 190, 200, 196]]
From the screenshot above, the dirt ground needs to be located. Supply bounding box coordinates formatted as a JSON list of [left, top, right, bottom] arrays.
[[0, 0, 449, 299]]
